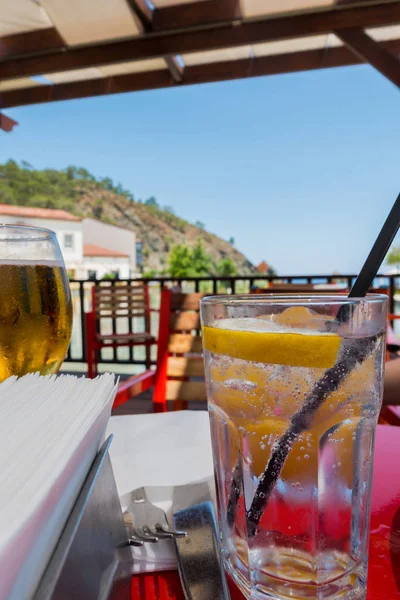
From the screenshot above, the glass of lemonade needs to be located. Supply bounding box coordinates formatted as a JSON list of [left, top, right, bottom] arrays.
[[0, 225, 72, 381], [200, 295, 387, 600]]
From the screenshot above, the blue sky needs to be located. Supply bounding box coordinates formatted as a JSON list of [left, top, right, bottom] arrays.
[[0, 63, 399, 275]]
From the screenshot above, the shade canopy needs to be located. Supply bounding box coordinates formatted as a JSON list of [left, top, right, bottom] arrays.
[[0, 0, 399, 110]]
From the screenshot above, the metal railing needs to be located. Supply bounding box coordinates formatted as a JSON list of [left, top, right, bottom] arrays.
[[65, 273, 399, 366]]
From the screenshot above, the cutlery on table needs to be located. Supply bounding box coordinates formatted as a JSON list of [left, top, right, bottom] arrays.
[[124, 486, 186, 546]]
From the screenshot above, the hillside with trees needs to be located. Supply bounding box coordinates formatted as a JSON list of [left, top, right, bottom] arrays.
[[0, 160, 266, 276]]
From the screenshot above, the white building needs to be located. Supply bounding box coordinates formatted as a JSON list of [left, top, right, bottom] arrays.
[[0, 204, 138, 279], [0, 205, 83, 274], [82, 244, 130, 280], [83, 218, 136, 270]]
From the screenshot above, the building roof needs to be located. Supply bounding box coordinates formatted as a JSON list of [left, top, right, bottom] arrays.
[[83, 244, 129, 258], [83, 216, 136, 235], [257, 261, 270, 273], [0, 1, 398, 111], [0, 204, 81, 221]]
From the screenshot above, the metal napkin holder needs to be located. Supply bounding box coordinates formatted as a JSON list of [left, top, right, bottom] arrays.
[[33, 436, 133, 600]]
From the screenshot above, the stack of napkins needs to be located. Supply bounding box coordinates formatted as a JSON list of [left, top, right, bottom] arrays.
[[0, 373, 117, 600]]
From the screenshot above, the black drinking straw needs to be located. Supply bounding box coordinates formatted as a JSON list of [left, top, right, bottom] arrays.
[[349, 194, 400, 297], [245, 193, 400, 537]]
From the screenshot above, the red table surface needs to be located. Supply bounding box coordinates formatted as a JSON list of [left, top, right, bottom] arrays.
[[130, 425, 400, 599]]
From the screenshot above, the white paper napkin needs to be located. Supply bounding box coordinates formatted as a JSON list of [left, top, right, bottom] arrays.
[[0, 374, 117, 600], [107, 411, 215, 573]]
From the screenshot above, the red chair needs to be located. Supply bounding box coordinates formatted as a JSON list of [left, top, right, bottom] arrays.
[[85, 281, 156, 378], [114, 290, 206, 412]]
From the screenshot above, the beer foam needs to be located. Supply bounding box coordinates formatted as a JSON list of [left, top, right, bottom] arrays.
[[0, 259, 65, 267], [212, 317, 331, 336]]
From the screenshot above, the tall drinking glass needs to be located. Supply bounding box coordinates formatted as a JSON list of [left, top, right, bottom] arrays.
[[200, 295, 387, 600], [0, 225, 72, 381]]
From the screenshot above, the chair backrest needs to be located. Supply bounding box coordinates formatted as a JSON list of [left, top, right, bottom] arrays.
[[92, 281, 150, 324], [153, 290, 206, 412]]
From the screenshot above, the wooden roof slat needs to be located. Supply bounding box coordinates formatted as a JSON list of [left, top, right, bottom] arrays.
[[0, 1, 399, 80], [39, 0, 141, 46], [0, 77, 45, 92], [368, 23, 400, 40], [127, 0, 154, 30], [336, 27, 400, 87], [0, 0, 53, 37], [252, 34, 333, 57], [165, 56, 184, 82], [152, 0, 241, 32], [44, 68, 103, 84], [124, 0, 185, 93], [183, 46, 251, 66], [100, 58, 166, 76], [2, 38, 399, 109]]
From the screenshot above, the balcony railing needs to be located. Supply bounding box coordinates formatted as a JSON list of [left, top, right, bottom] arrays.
[[65, 274, 399, 367]]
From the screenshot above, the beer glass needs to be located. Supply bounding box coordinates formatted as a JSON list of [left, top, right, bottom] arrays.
[[0, 225, 72, 381]]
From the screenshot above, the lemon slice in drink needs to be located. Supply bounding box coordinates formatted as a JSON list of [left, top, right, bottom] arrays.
[[203, 319, 340, 369]]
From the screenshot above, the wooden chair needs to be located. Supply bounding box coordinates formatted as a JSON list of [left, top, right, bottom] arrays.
[[85, 281, 156, 378], [114, 290, 206, 412]]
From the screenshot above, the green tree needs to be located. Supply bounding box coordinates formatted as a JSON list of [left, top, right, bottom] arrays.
[[168, 244, 194, 277], [387, 247, 400, 266], [102, 272, 118, 280], [100, 177, 114, 191], [145, 196, 158, 207], [215, 257, 238, 291], [168, 240, 212, 277], [191, 240, 212, 275], [0, 161, 140, 212], [65, 165, 76, 180], [216, 257, 237, 278], [142, 269, 157, 279], [28, 193, 57, 208], [228, 236, 235, 245], [0, 185, 16, 204], [71, 166, 96, 181], [93, 198, 104, 219], [195, 220, 205, 230]]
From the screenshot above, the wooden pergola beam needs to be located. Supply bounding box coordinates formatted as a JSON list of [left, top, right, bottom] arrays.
[[335, 28, 400, 88], [0, 0, 238, 62], [0, 2, 399, 81], [2, 39, 399, 110], [152, 0, 241, 32], [0, 113, 18, 132], [0, 28, 65, 60]]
